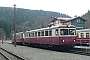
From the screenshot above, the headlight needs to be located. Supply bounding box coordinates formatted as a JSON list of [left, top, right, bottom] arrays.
[[74, 40, 75, 42], [62, 40, 65, 42]]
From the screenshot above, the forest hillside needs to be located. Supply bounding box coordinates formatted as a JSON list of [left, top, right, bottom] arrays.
[[0, 7, 70, 38], [81, 10, 90, 29]]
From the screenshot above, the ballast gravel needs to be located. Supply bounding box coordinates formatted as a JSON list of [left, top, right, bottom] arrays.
[[0, 42, 90, 60]]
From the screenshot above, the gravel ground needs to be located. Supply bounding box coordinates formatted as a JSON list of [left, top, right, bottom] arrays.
[[0, 42, 90, 60]]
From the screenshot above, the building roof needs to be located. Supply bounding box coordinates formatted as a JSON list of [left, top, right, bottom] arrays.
[[51, 17, 87, 22]]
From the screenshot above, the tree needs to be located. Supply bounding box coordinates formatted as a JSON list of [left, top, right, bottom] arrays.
[[0, 18, 12, 38], [31, 16, 52, 29], [0, 28, 6, 40], [0, 7, 71, 38], [82, 10, 90, 28]]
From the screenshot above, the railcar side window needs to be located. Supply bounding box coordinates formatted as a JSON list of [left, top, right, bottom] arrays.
[[77, 33, 79, 37], [30, 33, 33, 37], [60, 29, 68, 35], [45, 31, 48, 36], [41, 31, 44, 36], [35, 32, 37, 37], [16, 34, 18, 38], [25, 33, 28, 37], [21, 33, 23, 38], [49, 30, 52, 36], [38, 32, 40, 36], [55, 29, 59, 36], [81, 33, 84, 38], [29, 33, 30, 37], [86, 33, 89, 38], [32, 32, 34, 37]]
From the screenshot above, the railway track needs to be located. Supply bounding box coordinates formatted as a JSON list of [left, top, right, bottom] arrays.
[[67, 49, 90, 56], [0, 47, 26, 60], [31, 45, 90, 56]]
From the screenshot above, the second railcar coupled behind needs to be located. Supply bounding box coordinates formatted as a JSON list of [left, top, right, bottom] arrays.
[[76, 29, 90, 45]]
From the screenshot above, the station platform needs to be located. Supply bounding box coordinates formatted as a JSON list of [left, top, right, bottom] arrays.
[[74, 46, 90, 49]]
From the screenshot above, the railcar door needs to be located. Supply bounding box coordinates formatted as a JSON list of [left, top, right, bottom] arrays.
[[49, 29, 60, 45], [49, 29, 52, 45], [53, 29, 60, 45]]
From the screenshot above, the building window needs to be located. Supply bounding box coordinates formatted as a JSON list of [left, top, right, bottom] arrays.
[[79, 19, 80, 22], [58, 20, 60, 24], [77, 19, 80, 22]]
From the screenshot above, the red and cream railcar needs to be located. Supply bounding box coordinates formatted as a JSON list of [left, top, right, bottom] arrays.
[[12, 32, 25, 45], [24, 25, 76, 49], [76, 29, 90, 44]]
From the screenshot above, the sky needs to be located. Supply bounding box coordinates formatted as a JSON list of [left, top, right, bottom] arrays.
[[0, 0, 90, 17]]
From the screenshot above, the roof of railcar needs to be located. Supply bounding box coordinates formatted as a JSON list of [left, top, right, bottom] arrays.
[[76, 29, 90, 32], [12, 32, 23, 35], [26, 25, 76, 32]]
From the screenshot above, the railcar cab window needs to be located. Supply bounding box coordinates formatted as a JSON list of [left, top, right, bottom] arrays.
[[69, 29, 75, 35], [60, 29, 68, 35], [55, 29, 59, 36]]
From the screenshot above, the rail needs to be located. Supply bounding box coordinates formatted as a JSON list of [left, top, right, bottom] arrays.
[[0, 47, 26, 60]]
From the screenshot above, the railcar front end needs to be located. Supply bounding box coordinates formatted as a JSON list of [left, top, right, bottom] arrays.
[[50, 27, 76, 50]]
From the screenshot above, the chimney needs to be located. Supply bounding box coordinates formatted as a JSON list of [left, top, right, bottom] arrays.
[[74, 15, 77, 17]]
